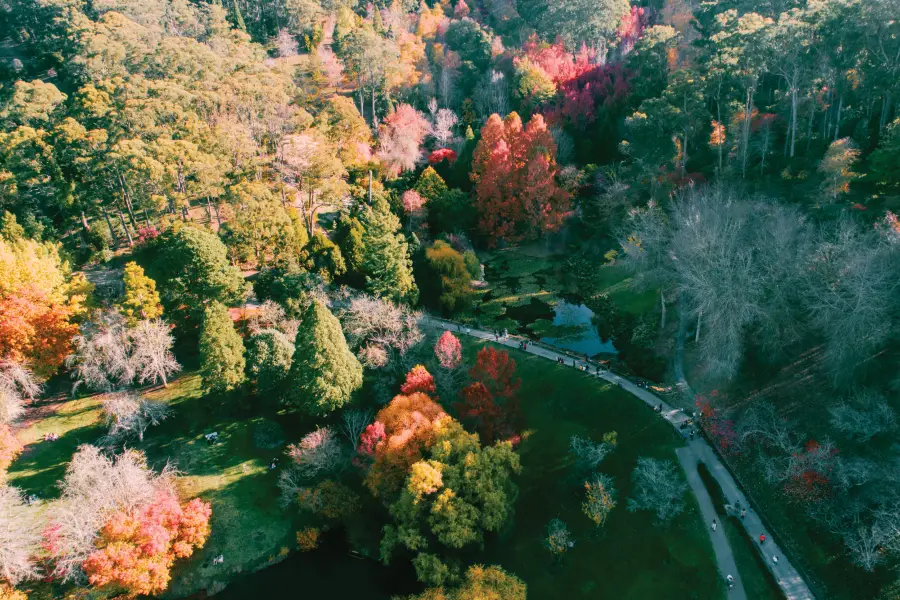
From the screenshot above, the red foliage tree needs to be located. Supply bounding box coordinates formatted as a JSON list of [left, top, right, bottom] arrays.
[[547, 64, 631, 127], [357, 421, 386, 457], [82, 491, 211, 596], [428, 148, 458, 165], [400, 365, 437, 396], [616, 6, 646, 54], [471, 112, 570, 246], [455, 381, 503, 444], [783, 439, 838, 503], [434, 331, 462, 369], [469, 347, 520, 400], [521, 35, 594, 86], [695, 393, 736, 453]]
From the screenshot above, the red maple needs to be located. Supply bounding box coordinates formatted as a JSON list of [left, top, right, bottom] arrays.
[[428, 148, 458, 165], [471, 112, 570, 246], [400, 365, 437, 396], [434, 331, 462, 369], [469, 346, 520, 400]]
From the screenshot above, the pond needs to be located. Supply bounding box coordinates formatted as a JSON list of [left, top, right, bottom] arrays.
[[538, 301, 618, 357]]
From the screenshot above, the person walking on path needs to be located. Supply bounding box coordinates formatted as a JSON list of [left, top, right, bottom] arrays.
[[711, 519, 717, 532], [727, 575, 735, 590], [760, 534, 766, 544], [773, 555, 779, 565], [741, 508, 746, 519]]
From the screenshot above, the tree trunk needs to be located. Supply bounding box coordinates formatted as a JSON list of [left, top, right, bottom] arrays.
[[161, 370, 168, 388], [143, 208, 152, 227], [695, 310, 702, 344], [371, 86, 376, 128], [80, 211, 91, 231], [660, 288, 667, 331], [833, 94, 843, 141], [117, 208, 134, 246], [368, 170, 373, 204], [716, 100, 723, 175], [790, 86, 798, 158], [806, 93, 815, 151], [103, 207, 119, 247], [214, 202, 222, 227], [880, 93, 892, 132], [741, 87, 753, 178]]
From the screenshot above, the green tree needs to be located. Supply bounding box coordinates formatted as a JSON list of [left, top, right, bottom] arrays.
[[333, 212, 367, 287], [402, 565, 526, 600], [307, 232, 346, 283], [428, 189, 474, 236], [199, 301, 247, 393], [150, 225, 249, 324], [381, 419, 520, 584], [287, 299, 362, 415], [118, 261, 163, 326], [870, 118, 900, 192], [414, 167, 450, 202], [219, 182, 301, 267], [419, 241, 471, 313], [246, 329, 295, 397], [361, 197, 418, 304]]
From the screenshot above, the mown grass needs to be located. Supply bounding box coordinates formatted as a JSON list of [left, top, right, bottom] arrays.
[[465, 340, 726, 600]]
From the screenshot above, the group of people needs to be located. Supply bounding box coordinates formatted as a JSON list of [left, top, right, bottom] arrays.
[[492, 328, 508, 341], [43, 432, 59, 442], [204, 432, 219, 444]]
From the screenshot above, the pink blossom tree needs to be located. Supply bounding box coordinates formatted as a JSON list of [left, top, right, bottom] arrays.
[[434, 331, 462, 369]]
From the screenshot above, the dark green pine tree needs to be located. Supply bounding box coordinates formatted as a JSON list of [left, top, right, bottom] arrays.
[[361, 196, 419, 305], [232, 0, 247, 32], [199, 301, 247, 393], [287, 299, 363, 415]]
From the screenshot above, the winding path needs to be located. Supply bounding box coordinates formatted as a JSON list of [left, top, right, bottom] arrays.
[[423, 316, 814, 600]]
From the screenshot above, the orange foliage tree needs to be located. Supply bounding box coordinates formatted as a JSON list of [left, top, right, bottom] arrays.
[[82, 491, 211, 596], [0, 424, 23, 475], [363, 392, 447, 497], [471, 112, 570, 246]]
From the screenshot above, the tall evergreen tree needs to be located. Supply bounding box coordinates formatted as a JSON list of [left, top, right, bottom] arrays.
[[199, 301, 246, 393], [118, 262, 162, 326], [287, 299, 362, 415], [361, 197, 419, 305]]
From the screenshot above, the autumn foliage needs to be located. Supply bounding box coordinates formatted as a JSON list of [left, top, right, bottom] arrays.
[[434, 331, 462, 369], [469, 347, 521, 400], [82, 491, 211, 596], [377, 104, 431, 174], [695, 394, 737, 453], [428, 148, 458, 165], [456, 348, 523, 444], [0, 424, 23, 475], [363, 392, 447, 497], [472, 112, 570, 245], [400, 365, 437, 396]]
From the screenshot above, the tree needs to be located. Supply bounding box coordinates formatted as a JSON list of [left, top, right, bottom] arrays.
[[219, 183, 302, 268], [420, 241, 471, 313], [469, 347, 520, 400], [361, 197, 419, 305], [829, 391, 895, 442], [401, 365, 436, 395], [130, 319, 180, 388], [434, 331, 462, 369], [67, 311, 136, 393], [118, 262, 162, 325], [0, 425, 23, 475], [278, 427, 346, 505], [583, 473, 617, 528], [569, 434, 615, 471], [545, 517, 574, 557], [100, 391, 170, 443], [82, 491, 211, 596], [380, 417, 520, 584], [377, 104, 430, 174], [337, 294, 423, 362], [818, 138, 860, 200], [287, 300, 362, 415], [199, 301, 246, 393], [402, 564, 526, 600], [246, 329, 294, 396], [307, 232, 346, 284], [870, 118, 900, 192], [471, 113, 570, 246], [150, 226, 249, 324], [0, 360, 40, 429], [414, 167, 449, 202], [0, 484, 43, 585], [626, 457, 687, 523]]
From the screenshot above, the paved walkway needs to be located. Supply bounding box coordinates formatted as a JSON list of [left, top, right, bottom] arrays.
[[424, 316, 814, 600]]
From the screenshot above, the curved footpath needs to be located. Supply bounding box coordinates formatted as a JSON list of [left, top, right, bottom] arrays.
[[424, 316, 814, 600]]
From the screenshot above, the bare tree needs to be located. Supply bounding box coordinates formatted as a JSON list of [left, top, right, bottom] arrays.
[[66, 311, 135, 393], [278, 427, 345, 505], [46, 446, 175, 582], [100, 391, 170, 443], [130, 319, 181, 388], [247, 300, 299, 339], [0, 359, 41, 426], [474, 70, 509, 120], [275, 28, 298, 58], [569, 435, 614, 470], [431, 107, 459, 148], [829, 391, 896, 442], [0, 484, 44, 584], [337, 294, 423, 362], [341, 408, 373, 447], [627, 457, 687, 523]]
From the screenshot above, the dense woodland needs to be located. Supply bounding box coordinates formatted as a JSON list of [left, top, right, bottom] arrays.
[[1, 0, 900, 597]]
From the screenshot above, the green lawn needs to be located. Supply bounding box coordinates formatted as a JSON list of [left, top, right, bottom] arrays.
[[465, 340, 726, 599]]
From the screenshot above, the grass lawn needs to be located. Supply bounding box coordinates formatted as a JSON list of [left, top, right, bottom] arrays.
[[464, 340, 727, 599], [7, 374, 298, 599]]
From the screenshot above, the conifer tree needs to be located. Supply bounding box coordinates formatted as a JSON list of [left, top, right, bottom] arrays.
[[199, 301, 246, 393], [287, 300, 362, 415], [118, 262, 163, 326], [361, 197, 419, 304]]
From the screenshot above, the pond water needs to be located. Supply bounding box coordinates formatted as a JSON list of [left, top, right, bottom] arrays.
[[539, 301, 618, 357]]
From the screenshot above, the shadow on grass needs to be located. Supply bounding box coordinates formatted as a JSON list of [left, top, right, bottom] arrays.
[[7, 421, 106, 496]]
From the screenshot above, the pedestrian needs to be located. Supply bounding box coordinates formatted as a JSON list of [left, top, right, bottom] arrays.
[[772, 555, 778, 565], [690, 430, 695, 440], [711, 519, 717, 532], [759, 534, 766, 544], [726, 574, 734, 590], [740, 508, 746, 519], [572, 359, 576, 367]]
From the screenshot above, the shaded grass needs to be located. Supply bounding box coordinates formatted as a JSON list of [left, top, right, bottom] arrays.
[[465, 340, 726, 600]]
